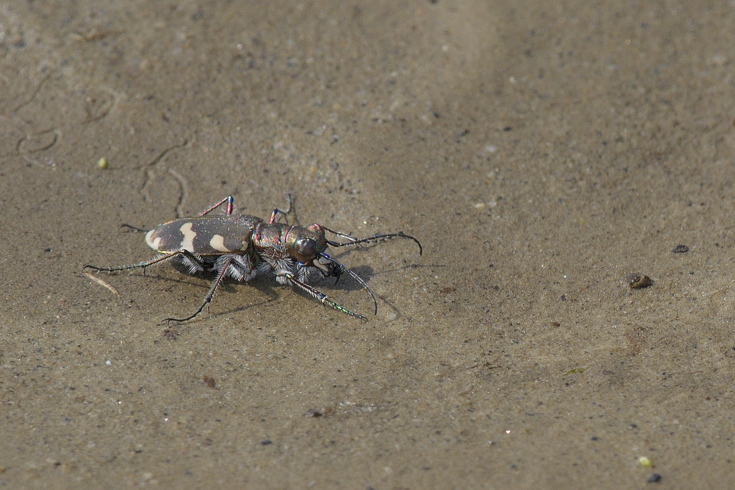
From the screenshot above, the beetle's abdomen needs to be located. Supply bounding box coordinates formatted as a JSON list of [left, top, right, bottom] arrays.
[[145, 215, 263, 255]]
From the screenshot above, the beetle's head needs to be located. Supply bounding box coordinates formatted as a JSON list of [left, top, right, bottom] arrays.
[[286, 223, 329, 264]]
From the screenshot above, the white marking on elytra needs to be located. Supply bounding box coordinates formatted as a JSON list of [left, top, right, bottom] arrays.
[[179, 222, 196, 252], [209, 234, 231, 252], [145, 229, 162, 251]]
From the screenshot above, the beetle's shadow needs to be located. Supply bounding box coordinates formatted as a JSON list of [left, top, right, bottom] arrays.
[[323, 264, 375, 292], [131, 262, 378, 322], [166, 260, 376, 293]]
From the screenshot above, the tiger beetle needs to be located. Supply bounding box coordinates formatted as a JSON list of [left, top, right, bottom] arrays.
[[83, 195, 422, 323]]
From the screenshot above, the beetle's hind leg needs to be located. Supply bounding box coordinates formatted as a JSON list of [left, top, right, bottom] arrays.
[[119, 224, 149, 233], [83, 249, 206, 276]]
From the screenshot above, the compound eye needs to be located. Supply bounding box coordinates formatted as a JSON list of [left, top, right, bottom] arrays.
[[295, 238, 316, 258]]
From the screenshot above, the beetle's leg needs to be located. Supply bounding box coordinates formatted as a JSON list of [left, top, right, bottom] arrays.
[[325, 230, 423, 256], [268, 193, 293, 224], [200, 196, 235, 216], [296, 262, 330, 284], [279, 271, 368, 321], [165, 256, 233, 324], [316, 253, 378, 314], [119, 224, 149, 233], [83, 250, 205, 276]]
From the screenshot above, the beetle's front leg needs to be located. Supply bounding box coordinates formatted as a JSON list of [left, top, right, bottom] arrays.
[[278, 271, 367, 321]]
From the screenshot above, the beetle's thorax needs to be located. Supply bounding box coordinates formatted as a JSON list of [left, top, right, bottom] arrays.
[[252, 222, 288, 254]]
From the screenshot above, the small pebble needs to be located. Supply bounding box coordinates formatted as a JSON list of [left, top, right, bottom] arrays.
[[647, 473, 662, 483], [628, 274, 653, 289]]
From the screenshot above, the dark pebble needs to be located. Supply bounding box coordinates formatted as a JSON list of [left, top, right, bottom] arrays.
[[647, 473, 662, 483]]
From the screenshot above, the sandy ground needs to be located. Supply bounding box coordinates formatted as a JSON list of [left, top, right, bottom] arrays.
[[2, 0, 735, 488]]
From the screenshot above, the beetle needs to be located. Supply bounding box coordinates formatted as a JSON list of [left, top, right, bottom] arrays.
[[84, 195, 422, 322]]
